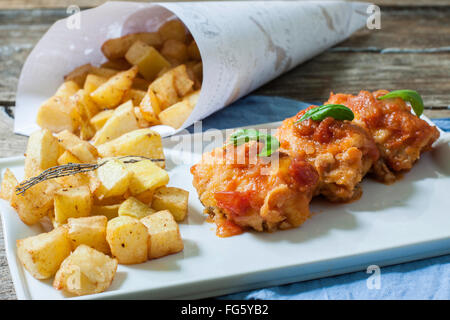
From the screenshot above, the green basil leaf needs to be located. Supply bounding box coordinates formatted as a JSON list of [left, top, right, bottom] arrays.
[[377, 90, 424, 117], [297, 104, 354, 122], [228, 129, 280, 157]]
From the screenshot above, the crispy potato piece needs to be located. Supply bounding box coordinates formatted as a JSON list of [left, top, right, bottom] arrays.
[[74, 89, 100, 119], [149, 70, 179, 109], [101, 58, 132, 71], [90, 66, 138, 109], [66, 216, 110, 254], [36, 95, 79, 133], [119, 197, 155, 219], [139, 89, 161, 125], [24, 129, 59, 178], [17, 227, 71, 279], [53, 244, 118, 296], [158, 100, 193, 129], [121, 89, 146, 106], [106, 216, 148, 264], [134, 189, 153, 205], [92, 101, 139, 146], [125, 41, 171, 81], [54, 185, 92, 225], [140, 210, 183, 259], [132, 77, 151, 91], [95, 159, 132, 199], [158, 19, 187, 42], [183, 89, 200, 107], [161, 39, 189, 64], [126, 159, 169, 195], [134, 106, 151, 128], [91, 204, 120, 220], [64, 64, 93, 87], [90, 109, 114, 131], [55, 81, 81, 98], [0, 169, 18, 202], [11, 181, 58, 225], [57, 150, 81, 165], [171, 64, 194, 97], [186, 61, 203, 89], [101, 32, 162, 60], [151, 186, 189, 222], [97, 128, 165, 168], [90, 66, 120, 78], [55, 130, 98, 163], [84, 74, 108, 95], [187, 40, 201, 60]]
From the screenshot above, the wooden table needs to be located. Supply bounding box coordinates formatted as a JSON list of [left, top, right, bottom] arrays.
[[0, 0, 449, 300]]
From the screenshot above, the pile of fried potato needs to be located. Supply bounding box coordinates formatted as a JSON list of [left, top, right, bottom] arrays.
[[0, 126, 189, 297], [36, 18, 202, 142]]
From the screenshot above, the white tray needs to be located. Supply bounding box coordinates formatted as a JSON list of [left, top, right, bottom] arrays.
[[1, 121, 450, 300]]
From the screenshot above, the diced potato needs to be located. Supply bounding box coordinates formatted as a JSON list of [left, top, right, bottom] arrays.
[[170, 64, 194, 97], [90, 109, 114, 131], [11, 181, 58, 225], [139, 89, 161, 125], [125, 41, 171, 81], [187, 40, 201, 60], [17, 227, 71, 279], [92, 101, 139, 146], [90, 66, 120, 78], [66, 216, 110, 254], [101, 58, 132, 71], [64, 64, 93, 87], [95, 159, 132, 199], [151, 187, 189, 222], [0, 169, 18, 202], [74, 89, 100, 119], [119, 197, 155, 219], [24, 129, 59, 178], [57, 150, 81, 165], [140, 210, 183, 259], [55, 81, 81, 98], [106, 216, 148, 264], [134, 106, 151, 128], [54, 185, 92, 225], [97, 128, 165, 168], [134, 189, 153, 205], [121, 89, 146, 106], [101, 32, 162, 60], [91, 204, 120, 220], [158, 19, 187, 42], [183, 89, 200, 107], [90, 66, 138, 109], [55, 173, 90, 190], [149, 70, 179, 109], [161, 39, 188, 64], [132, 77, 151, 91], [126, 159, 169, 195], [55, 130, 98, 163], [53, 245, 118, 296], [158, 100, 193, 129], [36, 96, 79, 133], [186, 61, 203, 89], [84, 74, 108, 95]]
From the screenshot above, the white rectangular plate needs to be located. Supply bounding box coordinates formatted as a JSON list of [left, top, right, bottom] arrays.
[[1, 121, 450, 300]]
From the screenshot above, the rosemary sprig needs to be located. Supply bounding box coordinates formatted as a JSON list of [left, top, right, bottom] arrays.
[[15, 156, 164, 195]]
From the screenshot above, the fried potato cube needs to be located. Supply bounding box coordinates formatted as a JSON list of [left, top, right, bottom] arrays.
[[139, 89, 161, 125], [134, 106, 151, 128], [17, 227, 71, 279], [55, 130, 98, 163], [84, 74, 108, 95], [36, 95, 79, 133], [183, 89, 200, 107], [55, 81, 81, 98], [90, 66, 138, 109], [11, 181, 57, 225], [53, 244, 118, 296], [64, 64, 92, 87], [134, 189, 153, 205], [92, 101, 139, 146], [171, 64, 194, 97], [101, 32, 162, 60], [91, 204, 120, 220], [151, 187, 189, 222], [95, 159, 132, 199], [74, 89, 100, 119], [57, 150, 81, 165], [158, 99, 193, 129], [90, 66, 120, 78], [158, 19, 187, 42], [101, 58, 132, 71], [121, 89, 146, 106], [24, 129, 59, 178], [66, 216, 109, 254], [0, 169, 18, 202], [140, 210, 183, 259], [125, 41, 171, 81], [126, 159, 169, 195], [149, 70, 179, 109], [119, 197, 155, 219], [187, 40, 201, 60], [161, 39, 189, 64], [54, 185, 92, 225], [187, 61, 203, 89], [132, 77, 151, 91], [89, 109, 114, 131], [106, 216, 148, 264], [97, 128, 165, 168]]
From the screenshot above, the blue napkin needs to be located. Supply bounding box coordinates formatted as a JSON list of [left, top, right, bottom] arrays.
[[187, 94, 450, 300]]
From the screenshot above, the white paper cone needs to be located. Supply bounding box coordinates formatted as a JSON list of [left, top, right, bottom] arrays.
[[15, 1, 371, 137]]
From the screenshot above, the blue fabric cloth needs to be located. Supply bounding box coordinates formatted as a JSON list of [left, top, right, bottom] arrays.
[[188, 95, 450, 300]]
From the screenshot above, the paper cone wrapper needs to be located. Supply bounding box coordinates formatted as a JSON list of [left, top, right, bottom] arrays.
[[15, 0, 371, 137]]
